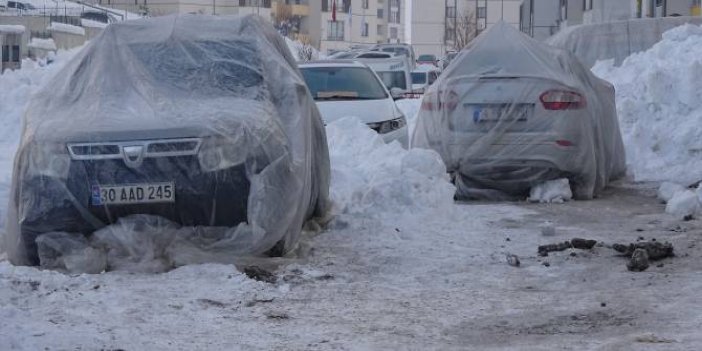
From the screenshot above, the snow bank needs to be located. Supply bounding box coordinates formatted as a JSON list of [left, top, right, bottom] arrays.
[[0, 48, 82, 244], [47, 22, 86, 36], [28, 38, 57, 51], [592, 23, 702, 185], [0, 25, 26, 34], [326, 117, 454, 215], [528, 178, 573, 204]]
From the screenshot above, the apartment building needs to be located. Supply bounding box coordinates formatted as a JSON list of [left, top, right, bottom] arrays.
[[319, 0, 389, 54], [91, 0, 272, 18]]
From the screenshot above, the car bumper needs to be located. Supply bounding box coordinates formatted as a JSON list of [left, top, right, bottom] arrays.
[[18, 157, 250, 264]]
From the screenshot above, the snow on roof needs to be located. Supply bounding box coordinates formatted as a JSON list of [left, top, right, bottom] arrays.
[[47, 22, 86, 36], [414, 64, 439, 72], [28, 38, 57, 51], [0, 25, 26, 34], [81, 18, 109, 28]]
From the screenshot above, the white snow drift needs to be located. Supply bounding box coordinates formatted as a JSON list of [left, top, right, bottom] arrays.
[[593, 23, 702, 185]]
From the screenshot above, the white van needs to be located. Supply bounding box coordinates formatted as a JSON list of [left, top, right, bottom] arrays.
[[356, 56, 413, 94]]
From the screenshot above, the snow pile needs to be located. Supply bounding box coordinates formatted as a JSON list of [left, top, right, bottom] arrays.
[[659, 182, 702, 219], [0, 25, 26, 34], [592, 23, 702, 185], [325, 117, 454, 215], [47, 22, 86, 36], [0, 48, 82, 241], [528, 178, 573, 204], [28, 38, 57, 51], [657, 182, 686, 203]]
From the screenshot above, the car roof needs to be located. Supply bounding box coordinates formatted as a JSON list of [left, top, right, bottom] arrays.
[[298, 60, 369, 68]]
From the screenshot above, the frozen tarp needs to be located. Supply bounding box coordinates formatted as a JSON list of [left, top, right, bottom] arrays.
[[3, 14, 330, 270], [547, 17, 702, 68], [412, 21, 626, 200]]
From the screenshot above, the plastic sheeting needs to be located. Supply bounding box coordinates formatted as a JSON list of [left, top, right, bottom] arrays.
[[3, 14, 330, 269], [412, 22, 626, 200], [547, 17, 702, 68]]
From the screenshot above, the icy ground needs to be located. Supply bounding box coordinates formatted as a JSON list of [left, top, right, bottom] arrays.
[[2, 36, 702, 349], [3, 182, 702, 350]]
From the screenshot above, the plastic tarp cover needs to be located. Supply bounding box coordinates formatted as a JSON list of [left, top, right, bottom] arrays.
[[547, 17, 702, 68], [3, 14, 330, 271], [412, 22, 626, 200]]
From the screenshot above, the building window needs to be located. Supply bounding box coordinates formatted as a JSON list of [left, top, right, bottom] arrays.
[[327, 20, 345, 40], [477, 6, 486, 18], [377, 8, 384, 18], [445, 28, 455, 41], [446, 6, 456, 18], [362, 22, 369, 37], [362, 0, 368, 9], [11, 45, 20, 62], [1, 46, 8, 62], [390, 27, 398, 39], [390, 10, 400, 23], [377, 24, 384, 36]]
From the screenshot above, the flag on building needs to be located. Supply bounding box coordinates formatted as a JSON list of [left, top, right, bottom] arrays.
[[332, 0, 337, 21]]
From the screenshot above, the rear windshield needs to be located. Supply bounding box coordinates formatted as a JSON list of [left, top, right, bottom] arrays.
[[376, 71, 407, 90], [382, 47, 410, 57], [301, 66, 388, 101], [418, 55, 436, 61], [411, 72, 426, 84]]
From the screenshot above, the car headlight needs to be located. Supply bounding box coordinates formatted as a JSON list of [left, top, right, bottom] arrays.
[[26, 142, 71, 179], [367, 116, 407, 134], [197, 135, 247, 172]]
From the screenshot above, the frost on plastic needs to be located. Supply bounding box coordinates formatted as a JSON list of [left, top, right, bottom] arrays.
[[3, 15, 330, 270], [412, 22, 626, 200], [547, 17, 702, 68]]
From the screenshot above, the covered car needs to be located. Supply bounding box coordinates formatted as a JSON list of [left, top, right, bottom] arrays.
[[4, 14, 330, 267], [413, 22, 625, 200]]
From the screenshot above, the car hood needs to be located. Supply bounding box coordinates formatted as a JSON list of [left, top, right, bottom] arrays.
[[315, 98, 400, 124]]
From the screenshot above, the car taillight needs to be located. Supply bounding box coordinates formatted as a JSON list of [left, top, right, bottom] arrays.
[[421, 91, 458, 111], [539, 90, 586, 110]]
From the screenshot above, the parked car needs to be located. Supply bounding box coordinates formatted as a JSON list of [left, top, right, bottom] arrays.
[[299, 60, 409, 148], [328, 50, 395, 60], [356, 55, 413, 95], [416, 54, 439, 67], [413, 22, 626, 200], [5, 14, 331, 266], [411, 67, 440, 94], [370, 43, 416, 67]]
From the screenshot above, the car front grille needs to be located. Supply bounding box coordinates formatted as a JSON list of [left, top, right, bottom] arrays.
[[67, 138, 202, 160]]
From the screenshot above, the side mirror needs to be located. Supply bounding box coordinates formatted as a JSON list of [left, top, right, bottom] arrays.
[[390, 87, 405, 100]]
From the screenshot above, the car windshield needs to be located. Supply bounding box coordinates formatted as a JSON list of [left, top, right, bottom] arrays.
[[376, 71, 407, 90], [411, 72, 426, 84], [418, 55, 436, 61], [130, 40, 264, 99], [301, 66, 388, 101], [356, 52, 391, 58], [382, 47, 409, 57]]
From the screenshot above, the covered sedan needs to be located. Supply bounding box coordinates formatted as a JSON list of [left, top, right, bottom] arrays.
[[413, 22, 625, 200], [4, 14, 330, 266]]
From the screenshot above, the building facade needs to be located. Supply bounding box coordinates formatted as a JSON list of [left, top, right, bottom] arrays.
[[319, 0, 390, 54], [91, 0, 272, 18]]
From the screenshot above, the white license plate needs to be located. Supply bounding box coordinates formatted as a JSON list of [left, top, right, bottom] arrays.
[[91, 183, 175, 205], [469, 105, 530, 123]]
